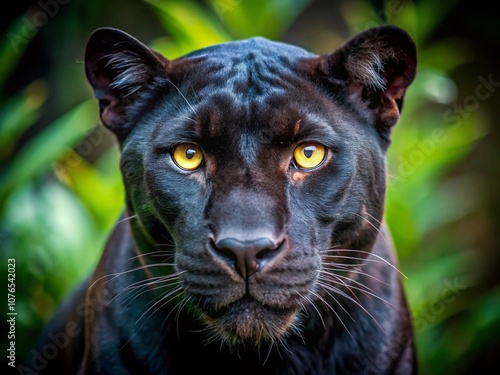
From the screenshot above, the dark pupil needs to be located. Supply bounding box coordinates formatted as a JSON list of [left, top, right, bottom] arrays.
[[185, 148, 196, 159], [303, 146, 316, 158]]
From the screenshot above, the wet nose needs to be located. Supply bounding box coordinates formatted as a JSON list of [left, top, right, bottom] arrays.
[[213, 237, 283, 279]]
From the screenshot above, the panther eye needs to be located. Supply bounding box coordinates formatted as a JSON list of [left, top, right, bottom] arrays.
[[172, 143, 204, 171], [293, 142, 326, 169]]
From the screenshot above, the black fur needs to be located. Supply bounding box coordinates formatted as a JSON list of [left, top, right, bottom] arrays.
[[28, 26, 417, 374]]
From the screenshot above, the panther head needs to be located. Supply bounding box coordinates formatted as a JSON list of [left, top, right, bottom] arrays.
[[85, 26, 416, 346]]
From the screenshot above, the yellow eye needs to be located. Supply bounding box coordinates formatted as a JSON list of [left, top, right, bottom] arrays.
[[293, 143, 326, 169], [172, 143, 204, 171]]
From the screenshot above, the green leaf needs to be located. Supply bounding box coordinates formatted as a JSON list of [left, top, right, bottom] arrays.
[[0, 80, 48, 164], [55, 148, 124, 231], [146, 0, 230, 57], [206, 0, 313, 39], [413, 0, 461, 43], [0, 99, 98, 202], [0, 18, 33, 93]]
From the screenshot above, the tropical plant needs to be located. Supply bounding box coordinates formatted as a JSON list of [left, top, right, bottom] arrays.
[[1, 1, 496, 373]]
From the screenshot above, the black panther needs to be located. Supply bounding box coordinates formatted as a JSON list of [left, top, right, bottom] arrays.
[[27, 25, 417, 374]]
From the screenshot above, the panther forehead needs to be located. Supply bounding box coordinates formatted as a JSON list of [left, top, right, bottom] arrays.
[[184, 37, 316, 60], [180, 37, 317, 101], [153, 39, 322, 166]]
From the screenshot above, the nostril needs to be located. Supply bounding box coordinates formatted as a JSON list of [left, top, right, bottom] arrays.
[[211, 237, 283, 279], [213, 241, 238, 263], [255, 248, 271, 259]]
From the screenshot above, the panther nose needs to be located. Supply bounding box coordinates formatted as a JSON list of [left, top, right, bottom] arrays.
[[213, 237, 283, 279]]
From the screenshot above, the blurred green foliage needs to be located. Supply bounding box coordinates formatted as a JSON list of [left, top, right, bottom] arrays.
[[1, 0, 498, 373]]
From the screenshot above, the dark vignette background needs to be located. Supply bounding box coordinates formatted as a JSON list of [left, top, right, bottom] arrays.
[[1, 0, 499, 374]]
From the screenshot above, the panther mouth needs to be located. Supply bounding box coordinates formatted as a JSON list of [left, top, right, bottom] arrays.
[[201, 296, 299, 345]]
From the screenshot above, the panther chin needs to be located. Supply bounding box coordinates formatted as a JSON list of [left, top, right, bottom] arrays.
[[201, 297, 299, 346]]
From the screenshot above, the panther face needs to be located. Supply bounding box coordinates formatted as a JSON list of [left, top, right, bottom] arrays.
[[85, 27, 416, 346]]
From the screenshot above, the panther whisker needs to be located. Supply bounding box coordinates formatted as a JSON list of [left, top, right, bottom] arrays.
[[310, 286, 354, 338], [328, 249, 407, 279], [323, 269, 364, 306], [269, 332, 293, 362], [170, 297, 199, 343], [277, 334, 294, 356], [324, 254, 392, 267], [164, 77, 197, 116], [346, 210, 386, 239], [289, 317, 306, 345], [201, 323, 225, 349], [307, 288, 336, 316], [124, 250, 175, 263], [322, 265, 390, 286], [161, 233, 177, 245], [120, 274, 182, 296], [322, 260, 389, 285], [322, 251, 406, 278], [301, 293, 326, 330], [115, 277, 182, 309], [325, 247, 392, 262], [117, 283, 165, 310], [318, 272, 366, 313], [173, 294, 192, 334], [329, 270, 388, 297], [313, 280, 357, 323], [117, 287, 185, 354], [219, 335, 228, 355], [91, 262, 178, 288], [297, 299, 310, 320], [261, 337, 276, 365], [316, 277, 386, 334], [155, 289, 188, 335], [363, 211, 384, 227], [319, 272, 395, 323], [136, 285, 185, 326], [319, 270, 380, 302], [115, 214, 138, 225]]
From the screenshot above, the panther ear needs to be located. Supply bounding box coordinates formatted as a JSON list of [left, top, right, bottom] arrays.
[[84, 27, 168, 140], [322, 25, 416, 135]]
